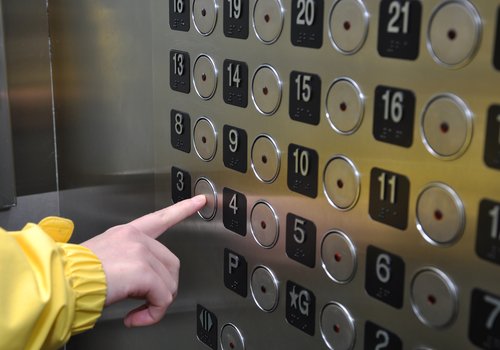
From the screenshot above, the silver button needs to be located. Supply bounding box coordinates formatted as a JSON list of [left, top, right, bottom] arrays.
[[194, 177, 217, 220], [253, 0, 284, 44], [250, 201, 279, 248], [252, 65, 282, 115], [326, 78, 364, 134], [320, 302, 356, 350], [411, 268, 458, 328], [323, 156, 360, 210], [251, 134, 281, 183], [193, 117, 217, 161], [321, 231, 357, 284], [329, 0, 369, 54], [221, 324, 245, 350], [428, 1, 481, 67], [416, 183, 465, 245], [193, 55, 217, 100], [192, 0, 218, 36], [250, 266, 279, 312], [421, 94, 472, 159]]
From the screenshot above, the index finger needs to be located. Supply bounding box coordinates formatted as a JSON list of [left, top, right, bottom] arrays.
[[129, 195, 207, 239]]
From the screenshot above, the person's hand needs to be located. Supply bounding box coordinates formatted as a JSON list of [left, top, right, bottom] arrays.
[[82, 195, 206, 327]]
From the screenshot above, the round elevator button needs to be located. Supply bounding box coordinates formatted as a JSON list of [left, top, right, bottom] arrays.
[[416, 183, 465, 245], [221, 324, 245, 350], [193, 117, 217, 161], [250, 201, 279, 248], [193, 55, 217, 100], [411, 268, 458, 328], [250, 266, 279, 312], [428, 1, 481, 67], [252, 65, 282, 115], [421, 94, 472, 159], [326, 78, 364, 134], [194, 177, 217, 220], [192, 0, 218, 35], [321, 231, 357, 283], [329, 0, 369, 54], [320, 302, 356, 350], [253, 0, 284, 44], [251, 135, 281, 183], [323, 156, 360, 210]]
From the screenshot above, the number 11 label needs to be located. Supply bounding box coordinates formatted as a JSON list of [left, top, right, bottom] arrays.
[[369, 167, 410, 230]]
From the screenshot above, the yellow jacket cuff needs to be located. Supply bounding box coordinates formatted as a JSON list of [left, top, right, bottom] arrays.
[[58, 243, 107, 334]]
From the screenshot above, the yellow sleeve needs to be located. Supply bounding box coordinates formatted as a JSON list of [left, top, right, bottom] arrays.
[[0, 217, 107, 350]]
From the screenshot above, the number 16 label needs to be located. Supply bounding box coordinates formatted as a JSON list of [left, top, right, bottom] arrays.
[[373, 86, 415, 148]]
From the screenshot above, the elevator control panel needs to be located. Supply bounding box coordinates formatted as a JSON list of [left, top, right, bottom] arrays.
[[154, 0, 500, 349]]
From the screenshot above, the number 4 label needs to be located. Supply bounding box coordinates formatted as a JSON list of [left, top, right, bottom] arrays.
[[223, 188, 247, 236]]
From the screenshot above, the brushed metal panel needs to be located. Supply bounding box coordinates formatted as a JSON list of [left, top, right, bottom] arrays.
[[0, 2, 15, 210], [2, 0, 57, 195], [48, 0, 155, 243], [154, 1, 500, 349]]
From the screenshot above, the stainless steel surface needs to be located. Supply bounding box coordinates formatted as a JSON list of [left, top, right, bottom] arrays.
[[0, 0, 60, 227], [154, 0, 500, 349], [48, 0, 155, 241], [47, 1, 156, 347], [0, 2, 15, 210], [2, 0, 57, 196]]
